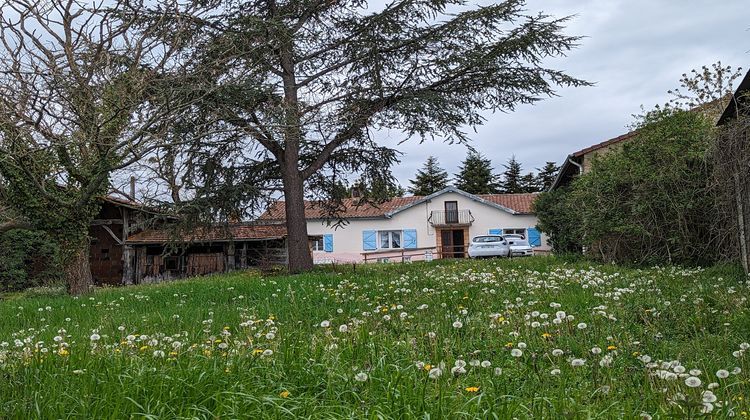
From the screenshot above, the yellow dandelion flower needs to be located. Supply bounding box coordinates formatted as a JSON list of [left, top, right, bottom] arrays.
[[280, 390, 290, 398], [505, 342, 514, 348], [253, 349, 264, 355], [203, 349, 212, 356], [542, 333, 553, 339], [607, 345, 617, 351], [632, 351, 640, 357], [58, 348, 69, 356], [139, 346, 149, 352], [223, 326, 231, 330], [169, 351, 178, 357], [424, 364, 432, 371], [464, 386, 480, 392]]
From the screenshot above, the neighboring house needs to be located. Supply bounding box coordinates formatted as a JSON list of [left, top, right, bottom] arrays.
[[549, 131, 637, 191], [259, 186, 548, 263]]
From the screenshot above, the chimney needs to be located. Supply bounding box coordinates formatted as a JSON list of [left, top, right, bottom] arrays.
[[129, 176, 136, 201]]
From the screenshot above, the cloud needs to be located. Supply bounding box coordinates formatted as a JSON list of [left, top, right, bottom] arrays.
[[380, 0, 749, 184]]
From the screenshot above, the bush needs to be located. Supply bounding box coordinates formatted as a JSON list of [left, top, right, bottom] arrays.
[[571, 109, 716, 265], [533, 188, 583, 253], [0, 229, 60, 292]]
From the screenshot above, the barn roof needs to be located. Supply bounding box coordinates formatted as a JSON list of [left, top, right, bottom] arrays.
[[126, 223, 288, 244]]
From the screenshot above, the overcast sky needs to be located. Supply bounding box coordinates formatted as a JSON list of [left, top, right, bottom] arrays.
[[376, 0, 749, 186]]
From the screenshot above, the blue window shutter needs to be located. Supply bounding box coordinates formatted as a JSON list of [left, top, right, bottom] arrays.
[[488, 228, 503, 235], [527, 227, 541, 247], [362, 230, 377, 250], [323, 234, 334, 252], [403, 229, 417, 249]]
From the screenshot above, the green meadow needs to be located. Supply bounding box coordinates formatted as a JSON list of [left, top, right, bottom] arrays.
[[1, 257, 749, 418]]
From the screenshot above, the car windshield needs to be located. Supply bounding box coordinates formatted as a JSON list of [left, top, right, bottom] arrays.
[[473, 236, 503, 243]]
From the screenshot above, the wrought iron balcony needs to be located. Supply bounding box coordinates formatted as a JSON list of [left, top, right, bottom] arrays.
[[428, 209, 474, 227]]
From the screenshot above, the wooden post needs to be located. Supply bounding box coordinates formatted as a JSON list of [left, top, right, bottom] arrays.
[[227, 242, 236, 272], [122, 245, 135, 285]]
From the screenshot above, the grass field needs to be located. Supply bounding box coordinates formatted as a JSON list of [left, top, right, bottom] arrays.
[[1, 257, 750, 418]]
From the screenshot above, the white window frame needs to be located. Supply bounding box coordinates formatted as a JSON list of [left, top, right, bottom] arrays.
[[378, 230, 402, 249], [503, 228, 527, 238], [312, 236, 325, 251]]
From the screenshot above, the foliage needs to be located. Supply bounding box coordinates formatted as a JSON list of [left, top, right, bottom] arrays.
[[135, 0, 588, 271], [571, 109, 715, 264], [535, 161, 560, 191], [453, 151, 500, 194], [0, 229, 59, 292], [499, 156, 524, 193], [408, 156, 450, 196], [0, 1, 204, 293], [532, 188, 583, 253], [1, 258, 749, 417]]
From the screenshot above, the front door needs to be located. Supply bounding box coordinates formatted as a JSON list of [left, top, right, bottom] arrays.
[[440, 229, 465, 258]]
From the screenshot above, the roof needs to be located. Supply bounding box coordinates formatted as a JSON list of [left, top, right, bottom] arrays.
[[259, 196, 424, 220], [571, 131, 638, 158], [718, 69, 750, 126], [126, 223, 287, 244], [100, 195, 174, 217], [259, 187, 538, 220]]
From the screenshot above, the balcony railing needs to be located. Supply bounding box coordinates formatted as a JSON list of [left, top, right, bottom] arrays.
[[428, 209, 474, 226]]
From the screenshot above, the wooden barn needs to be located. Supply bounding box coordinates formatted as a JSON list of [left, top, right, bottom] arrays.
[[124, 224, 291, 283], [89, 196, 298, 286]]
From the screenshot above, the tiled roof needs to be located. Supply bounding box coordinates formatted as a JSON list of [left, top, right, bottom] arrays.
[[571, 131, 637, 158], [478, 193, 539, 214], [126, 223, 287, 244], [259, 192, 538, 220], [259, 196, 424, 220]]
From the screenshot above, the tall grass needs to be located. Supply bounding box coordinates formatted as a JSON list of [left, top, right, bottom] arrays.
[[1, 257, 748, 418]]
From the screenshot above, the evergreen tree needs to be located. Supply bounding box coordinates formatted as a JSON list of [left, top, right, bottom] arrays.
[[520, 172, 539, 193], [408, 156, 449, 196], [535, 161, 559, 191], [453, 151, 500, 194], [500, 156, 524, 193]]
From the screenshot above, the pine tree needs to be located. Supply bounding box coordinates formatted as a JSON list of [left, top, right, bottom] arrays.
[[453, 151, 500, 194], [520, 172, 539, 193], [535, 161, 559, 191], [408, 156, 449, 196], [499, 156, 524, 193]]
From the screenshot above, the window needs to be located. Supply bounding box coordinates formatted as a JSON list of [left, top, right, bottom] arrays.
[[444, 201, 459, 223], [164, 256, 179, 271], [504, 228, 526, 238], [379, 230, 402, 249], [473, 236, 504, 243], [312, 236, 325, 251]]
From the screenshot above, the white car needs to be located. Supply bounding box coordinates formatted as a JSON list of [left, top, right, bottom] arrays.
[[503, 234, 534, 257], [468, 235, 510, 258]]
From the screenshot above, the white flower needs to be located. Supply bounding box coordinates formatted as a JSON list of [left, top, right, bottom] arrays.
[[415, 361, 425, 370], [262, 349, 273, 356], [550, 368, 561, 375], [685, 376, 702, 388], [338, 325, 348, 333], [90, 333, 101, 342], [117, 326, 126, 332], [511, 349, 523, 357], [577, 323, 587, 330], [218, 342, 228, 349], [452, 321, 463, 329], [454, 359, 466, 368], [571, 358, 586, 367], [673, 365, 686, 374], [320, 320, 330, 328], [716, 369, 729, 379], [555, 311, 566, 319], [153, 350, 165, 358], [552, 349, 564, 357], [591, 347, 602, 355], [428, 367, 442, 379], [494, 367, 503, 376], [733, 367, 742, 375], [689, 369, 701, 376], [701, 403, 714, 414], [451, 366, 466, 375], [517, 342, 527, 349], [740, 342, 750, 350], [481, 360, 491, 368], [72, 369, 85, 374], [469, 360, 480, 367], [639, 355, 652, 363], [702, 390, 717, 403], [266, 332, 276, 340], [354, 372, 368, 382], [53, 336, 63, 342], [383, 315, 391, 321]]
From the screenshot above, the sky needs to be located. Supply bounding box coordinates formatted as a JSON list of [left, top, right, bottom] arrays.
[[375, 0, 750, 186]]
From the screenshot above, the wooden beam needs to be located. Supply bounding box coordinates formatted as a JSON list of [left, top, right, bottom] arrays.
[[91, 219, 124, 226]]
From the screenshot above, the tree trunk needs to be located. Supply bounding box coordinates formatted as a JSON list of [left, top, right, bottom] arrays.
[[736, 172, 749, 274], [65, 239, 94, 295], [283, 169, 314, 273]]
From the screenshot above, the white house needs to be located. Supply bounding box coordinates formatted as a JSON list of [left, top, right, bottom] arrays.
[[260, 187, 549, 263]]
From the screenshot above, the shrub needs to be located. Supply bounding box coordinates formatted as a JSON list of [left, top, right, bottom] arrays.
[[0, 229, 60, 292]]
